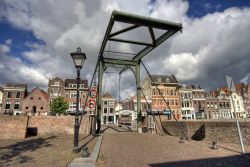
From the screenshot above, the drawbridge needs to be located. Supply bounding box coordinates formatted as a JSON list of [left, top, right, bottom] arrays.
[[79, 10, 187, 139]]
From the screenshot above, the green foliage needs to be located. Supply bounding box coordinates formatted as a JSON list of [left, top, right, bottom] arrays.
[[50, 96, 69, 115]]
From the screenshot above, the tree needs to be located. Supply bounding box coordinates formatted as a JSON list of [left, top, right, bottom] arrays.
[[50, 96, 69, 116]]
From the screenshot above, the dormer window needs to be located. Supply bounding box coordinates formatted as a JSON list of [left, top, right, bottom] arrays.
[[157, 77, 161, 82], [165, 78, 170, 82]]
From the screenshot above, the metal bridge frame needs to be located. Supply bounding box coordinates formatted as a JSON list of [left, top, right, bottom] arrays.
[[96, 10, 182, 133]]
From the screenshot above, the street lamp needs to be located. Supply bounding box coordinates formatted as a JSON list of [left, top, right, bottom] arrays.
[[70, 47, 86, 152]]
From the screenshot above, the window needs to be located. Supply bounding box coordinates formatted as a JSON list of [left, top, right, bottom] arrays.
[[40, 107, 43, 110], [30, 97, 33, 100], [175, 100, 178, 106], [16, 92, 20, 98], [157, 77, 161, 82], [65, 93, 69, 98], [165, 78, 170, 82], [14, 102, 20, 110], [70, 92, 77, 98], [7, 92, 11, 98], [26, 106, 28, 110], [109, 101, 114, 105], [170, 90, 173, 96], [5, 102, 11, 109], [103, 101, 108, 105], [110, 108, 114, 113], [104, 108, 107, 114], [54, 81, 59, 86], [38, 97, 41, 100]]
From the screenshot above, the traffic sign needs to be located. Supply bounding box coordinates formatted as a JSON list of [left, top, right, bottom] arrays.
[[89, 89, 97, 98], [87, 99, 96, 108]]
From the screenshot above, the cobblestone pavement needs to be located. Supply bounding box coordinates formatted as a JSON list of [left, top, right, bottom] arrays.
[[96, 125, 250, 167], [0, 134, 97, 167]]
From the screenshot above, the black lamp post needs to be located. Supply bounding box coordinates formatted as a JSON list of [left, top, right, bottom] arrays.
[[70, 47, 86, 152]]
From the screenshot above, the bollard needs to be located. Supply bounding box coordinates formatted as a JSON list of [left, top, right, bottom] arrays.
[[179, 137, 184, 143], [212, 141, 219, 150], [82, 147, 89, 158]]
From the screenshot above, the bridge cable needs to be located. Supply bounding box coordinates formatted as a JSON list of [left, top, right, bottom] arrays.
[[140, 88, 164, 136]]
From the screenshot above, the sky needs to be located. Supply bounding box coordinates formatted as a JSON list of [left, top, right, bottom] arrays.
[[0, 0, 250, 100]]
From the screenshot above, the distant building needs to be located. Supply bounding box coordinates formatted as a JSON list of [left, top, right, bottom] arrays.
[[122, 96, 151, 113], [22, 87, 49, 116], [47, 77, 88, 113], [142, 74, 181, 120], [1, 83, 28, 115], [191, 84, 206, 119], [242, 83, 250, 117], [218, 84, 246, 118], [179, 84, 195, 119], [217, 89, 231, 119], [0, 87, 3, 111], [205, 91, 219, 119], [64, 79, 88, 112], [101, 93, 115, 124]]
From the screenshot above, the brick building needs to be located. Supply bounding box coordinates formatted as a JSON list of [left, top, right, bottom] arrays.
[[22, 87, 49, 116], [47, 77, 89, 113], [64, 79, 88, 112], [1, 83, 28, 115], [142, 74, 181, 120]]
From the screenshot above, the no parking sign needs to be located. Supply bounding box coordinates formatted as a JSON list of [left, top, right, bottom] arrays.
[[87, 99, 96, 108]]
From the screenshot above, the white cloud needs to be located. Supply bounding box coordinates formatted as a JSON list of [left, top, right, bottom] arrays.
[[0, 0, 250, 97]]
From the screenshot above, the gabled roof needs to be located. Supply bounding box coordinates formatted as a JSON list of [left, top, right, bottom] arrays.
[[25, 87, 49, 100], [150, 74, 178, 84], [102, 92, 113, 99]]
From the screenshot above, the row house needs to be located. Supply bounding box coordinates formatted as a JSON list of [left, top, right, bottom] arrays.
[[242, 83, 250, 116], [1, 83, 28, 115], [179, 85, 194, 119], [142, 74, 181, 120], [47, 77, 88, 112], [192, 84, 206, 119], [219, 84, 246, 118], [216, 89, 231, 119], [101, 93, 115, 124]]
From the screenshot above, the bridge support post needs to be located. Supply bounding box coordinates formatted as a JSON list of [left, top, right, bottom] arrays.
[[96, 57, 104, 134], [136, 62, 142, 133]]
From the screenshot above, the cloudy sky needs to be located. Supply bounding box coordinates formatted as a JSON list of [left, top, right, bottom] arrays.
[[0, 0, 250, 99]]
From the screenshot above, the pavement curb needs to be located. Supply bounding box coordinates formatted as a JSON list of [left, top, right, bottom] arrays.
[[67, 134, 103, 167]]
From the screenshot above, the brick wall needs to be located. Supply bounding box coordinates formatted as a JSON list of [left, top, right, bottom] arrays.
[[0, 115, 92, 139], [160, 119, 250, 145], [0, 115, 28, 139]]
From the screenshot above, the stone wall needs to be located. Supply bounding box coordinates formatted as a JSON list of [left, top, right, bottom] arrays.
[[160, 119, 250, 145], [0, 115, 92, 139]]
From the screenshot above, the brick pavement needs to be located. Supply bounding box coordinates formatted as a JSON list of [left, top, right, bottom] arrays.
[[0, 134, 97, 167], [97, 125, 250, 167]]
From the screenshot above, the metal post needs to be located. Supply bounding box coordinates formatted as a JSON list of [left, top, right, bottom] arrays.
[[73, 69, 80, 152], [136, 62, 142, 133], [230, 93, 245, 154], [96, 58, 104, 134]]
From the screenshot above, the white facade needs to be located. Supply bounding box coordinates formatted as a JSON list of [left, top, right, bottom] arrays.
[[179, 85, 195, 119], [230, 92, 246, 118], [101, 94, 115, 124]]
